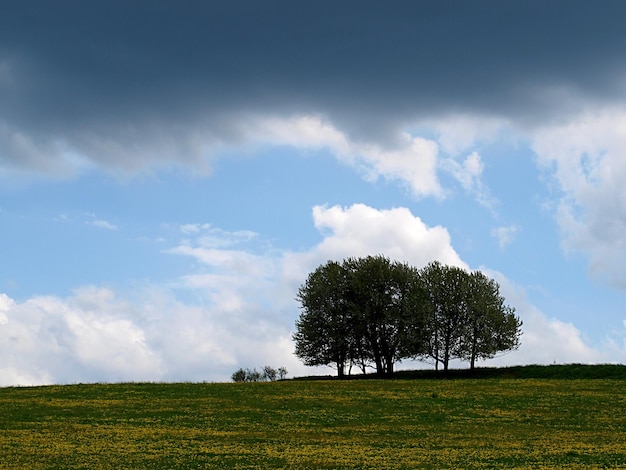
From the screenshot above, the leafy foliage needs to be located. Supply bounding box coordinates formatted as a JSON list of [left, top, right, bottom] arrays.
[[294, 257, 522, 376]]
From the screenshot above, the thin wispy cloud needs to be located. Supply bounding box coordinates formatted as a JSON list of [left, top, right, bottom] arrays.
[[492, 225, 520, 249], [90, 220, 118, 231]]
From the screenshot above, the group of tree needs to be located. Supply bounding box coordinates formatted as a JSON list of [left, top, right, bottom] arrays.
[[293, 256, 522, 377], [231, 366, 288, 382]]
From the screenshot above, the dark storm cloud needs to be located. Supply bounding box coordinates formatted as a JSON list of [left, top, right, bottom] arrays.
[[1, 0, 626, 170]]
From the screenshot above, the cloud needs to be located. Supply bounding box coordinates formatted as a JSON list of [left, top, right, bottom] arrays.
[[3, 3, 625, 234], [280, 203, 469, 298], [291, 204, 463, 279], [176, 223, 258, 248], [0, 284, 304, 386], [423, 115, 509, 158], [90, 219, 118, 231], [491, 225, 519, 249], [0, 110, 447, 201], [532, 107, 626, 287], [311, 203, 465, 266], [180, 223, 208, 234], [251, 115, 442, 198], [0, 122, 76, 176], [2, 2, 626, 179], [0, 289, 164, 385], [440, 151, 496, 209], [55, 212, 119, 231]]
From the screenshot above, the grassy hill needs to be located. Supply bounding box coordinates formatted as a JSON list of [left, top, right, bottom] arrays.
[[1, 364, 625, 469]]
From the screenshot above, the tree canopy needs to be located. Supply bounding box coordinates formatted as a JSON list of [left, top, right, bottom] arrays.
[[293, 256, 522, 376]]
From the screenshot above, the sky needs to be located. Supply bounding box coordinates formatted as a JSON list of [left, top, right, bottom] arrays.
[[1, 1, 626, 385]]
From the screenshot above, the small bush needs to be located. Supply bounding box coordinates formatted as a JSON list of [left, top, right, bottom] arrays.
[[232, 366, 288, 382]]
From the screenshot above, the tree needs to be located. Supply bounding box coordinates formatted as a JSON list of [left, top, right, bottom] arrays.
[[231, 368, 262, 382], [419, 262, 469, 371], [293, 261, 354, 377], [231, 368, 247, 382], [262, 365, 278, 382], [294, 257, 521, 376], [458, 271, 522, 369], [418, 262, 522, 372], [346, 255, 428, 377], [294, 256, 429, 377]]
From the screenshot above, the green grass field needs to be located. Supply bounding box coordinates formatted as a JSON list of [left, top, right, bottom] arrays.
[[1, 369, 625, 468]]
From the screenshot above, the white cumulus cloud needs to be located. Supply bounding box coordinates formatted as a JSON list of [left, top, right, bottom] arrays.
[[282, 203, 468, 288], [0, 288, 164, 386]]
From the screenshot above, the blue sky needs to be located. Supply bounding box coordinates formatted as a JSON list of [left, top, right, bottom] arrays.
[[1, 1, 626, 385]]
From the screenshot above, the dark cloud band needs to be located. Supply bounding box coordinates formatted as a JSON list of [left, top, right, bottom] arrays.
[[1, 0, 626, 170]]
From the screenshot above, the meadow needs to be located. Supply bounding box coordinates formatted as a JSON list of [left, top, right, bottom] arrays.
[[1, 368, 625, 469]]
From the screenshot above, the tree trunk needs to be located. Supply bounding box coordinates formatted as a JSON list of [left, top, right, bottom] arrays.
[[337, 362, 345, 378], [385, 359, 394, 377], [373, 352, 384, 377], [470, 335, 477, 370], [469, 323, 479, 371]]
